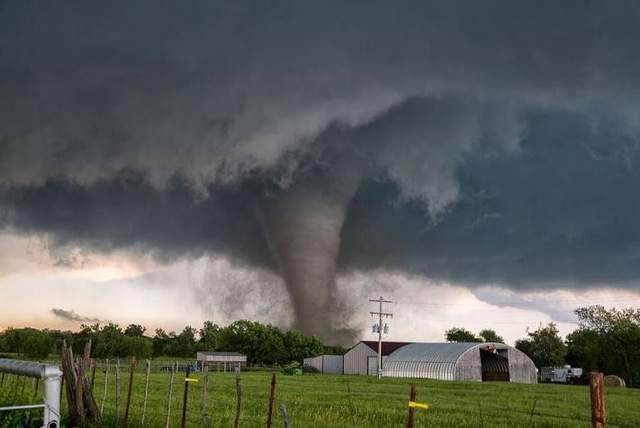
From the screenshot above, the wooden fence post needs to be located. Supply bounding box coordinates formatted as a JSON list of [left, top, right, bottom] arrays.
[[90, 358, 97, 390], [266, 373, 276, 428], [115, 359, 121, 423], [181, 365, 191, 428], [234, 366, 242, 428], [60, 340, 100, 426], [407, 384, 416, 428], [124, 355, 137, 425], [590, 372, 606, 428], [141, 360, 151, 426]]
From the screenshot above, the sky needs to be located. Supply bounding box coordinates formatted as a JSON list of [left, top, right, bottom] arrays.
[[2, 1, 640, 345]]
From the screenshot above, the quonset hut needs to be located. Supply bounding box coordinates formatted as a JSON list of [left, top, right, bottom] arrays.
[[384, 342, 537, 383]]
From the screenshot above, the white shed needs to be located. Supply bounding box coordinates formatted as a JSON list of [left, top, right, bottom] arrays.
[[303, 355, 344, 374], [343, 341, 410, 375], [197, 351, 247, 371]]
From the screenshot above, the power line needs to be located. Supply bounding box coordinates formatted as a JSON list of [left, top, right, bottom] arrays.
[[393, 297, 640, 308], [369, 296, 393, 380]]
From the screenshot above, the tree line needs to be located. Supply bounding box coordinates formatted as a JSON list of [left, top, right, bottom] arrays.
[[0, 319, 345, 365], [444, 305, 640, 387]]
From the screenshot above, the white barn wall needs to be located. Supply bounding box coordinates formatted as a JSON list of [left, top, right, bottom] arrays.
[[366, 355, 389, 376], [344, 342, 376, 375], [303, 355, 344, 374], [303, 356, 323, 372], [507, 348, 538, 384], [455, 347, 482, 381], [321, 355, 344, 374]]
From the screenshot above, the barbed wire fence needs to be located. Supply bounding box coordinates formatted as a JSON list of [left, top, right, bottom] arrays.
[[82, 358, 271, 427]]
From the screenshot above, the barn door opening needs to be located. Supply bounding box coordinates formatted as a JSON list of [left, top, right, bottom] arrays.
[[480, 349, 510, 381]]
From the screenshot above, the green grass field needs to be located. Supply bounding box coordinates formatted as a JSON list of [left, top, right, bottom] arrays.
[[2, 369, 640, 427]]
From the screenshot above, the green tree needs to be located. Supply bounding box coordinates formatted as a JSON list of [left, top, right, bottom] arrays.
[[565, 328, 605, 374], [199, 321, 221, 351], [152, 328, 172, 357], [478, 329, 504, 343], [574, 305, 640, 386], [515, 323, 566, 368], [93, 323, 125, 358], [175, 326, 197, 357], [121, 336, 153, 358], [21, 329, 54, 359], [445, 327, 481, 343], [218, 320, 289, 364], [124, 324, 146, 337]]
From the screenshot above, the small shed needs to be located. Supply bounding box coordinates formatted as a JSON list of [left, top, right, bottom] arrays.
[[343, 341, 410, 375], [303, 355, 344, 374], [384, 342, 537, 383], [197, 351, 247, 371]]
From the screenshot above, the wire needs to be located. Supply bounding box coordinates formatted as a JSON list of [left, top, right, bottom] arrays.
[[393, 297, 640, 308]]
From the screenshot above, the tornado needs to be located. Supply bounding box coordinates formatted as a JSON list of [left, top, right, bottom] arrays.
[[261, 159, 363, 343]]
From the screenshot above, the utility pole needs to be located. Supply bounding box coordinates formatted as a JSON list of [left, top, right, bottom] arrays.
[[370, 296, 393, 379]]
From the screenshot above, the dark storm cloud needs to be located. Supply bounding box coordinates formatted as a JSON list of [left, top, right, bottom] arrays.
[[340, 109, 640, 289], [2, 1, 640, 339]]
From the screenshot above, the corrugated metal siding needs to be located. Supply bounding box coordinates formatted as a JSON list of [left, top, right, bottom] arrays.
[[384, 342, 537, 384], [304, 355, 344, 374], [303, 356, 324, 372], [455, 347, 482, 381], [366, 355, 390, 375], [384, 342, 478, 380], [321, 355, 344, 374], [384, 359, 458, 380], [344, 342, 376, 375], [507, 347, 538, 384]]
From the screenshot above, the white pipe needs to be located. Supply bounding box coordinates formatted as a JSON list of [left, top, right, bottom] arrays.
[[0, 359, 62, 428], [42, 364, 62, 427]]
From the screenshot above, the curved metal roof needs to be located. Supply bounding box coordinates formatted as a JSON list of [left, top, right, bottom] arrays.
[[386, 342, 506, 363]]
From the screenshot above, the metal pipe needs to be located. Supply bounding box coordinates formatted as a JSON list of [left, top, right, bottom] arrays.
[[0, 358, 62, 428]]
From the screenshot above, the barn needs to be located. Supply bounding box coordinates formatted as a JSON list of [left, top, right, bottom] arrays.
[[383, 342, 537, 383], [343, 341, 410, 375]]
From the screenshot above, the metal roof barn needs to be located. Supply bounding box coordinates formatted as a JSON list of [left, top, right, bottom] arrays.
[[344, 341, 410, 375], [384, 342, 537, 384]]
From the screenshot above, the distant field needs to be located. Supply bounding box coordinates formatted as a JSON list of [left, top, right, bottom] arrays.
[[2, 369, 640, 427]]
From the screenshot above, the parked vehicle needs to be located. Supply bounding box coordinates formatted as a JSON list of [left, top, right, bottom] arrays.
[[540, 365, 583, 383]]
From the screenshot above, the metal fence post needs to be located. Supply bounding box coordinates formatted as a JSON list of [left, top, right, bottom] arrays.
[[166, 362, 177, 428], [101, 359, 110, 414], [43, 364, 63, 427], [0, 359, 62, 428], [407, 384, 416, 428], [201, 363, 209, 427], [141, 360, 151, 426]]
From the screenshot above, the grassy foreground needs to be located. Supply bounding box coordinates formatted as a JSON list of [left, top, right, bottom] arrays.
[[3, 369, 640, 427]]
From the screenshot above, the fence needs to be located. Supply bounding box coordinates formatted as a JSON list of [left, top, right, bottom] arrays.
[[0, 358, 62, 427]]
